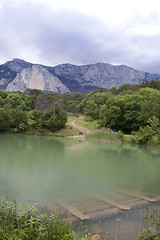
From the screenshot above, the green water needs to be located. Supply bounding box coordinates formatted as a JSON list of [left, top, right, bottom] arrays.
[[1, 134, 160, 239], [0, 134, 160, 203]]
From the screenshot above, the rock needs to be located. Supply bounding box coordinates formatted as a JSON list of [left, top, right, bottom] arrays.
[[1, 58, 160, 92], [53, 62, 160, 91], [6, 65, 70, 93], [5, 58, 32, 73]]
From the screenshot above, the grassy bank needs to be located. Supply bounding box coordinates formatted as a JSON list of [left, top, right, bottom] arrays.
[[0, 196, 91, 240], [66, 115, 136, 143], [9, 113, 159, 146]]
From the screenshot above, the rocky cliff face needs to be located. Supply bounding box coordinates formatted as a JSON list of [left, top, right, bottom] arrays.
[[53, 63, 160, 90], [0, 64, 17, 89], [1, 58, 160, 93], [6, 65, 70, 93]]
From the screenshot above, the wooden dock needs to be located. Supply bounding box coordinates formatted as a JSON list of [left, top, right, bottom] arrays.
[[48, 191, 160, 222]]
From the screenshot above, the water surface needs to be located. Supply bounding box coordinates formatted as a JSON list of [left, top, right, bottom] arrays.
[[0, 134, 160, 239]]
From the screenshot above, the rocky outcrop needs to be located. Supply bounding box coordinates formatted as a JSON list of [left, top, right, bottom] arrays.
[[53, 63, 160, 90], [6, 65, 70, 93], [1, 58, 160, 93], [0, 65, 17, 89], [5, 58, 32, 73]]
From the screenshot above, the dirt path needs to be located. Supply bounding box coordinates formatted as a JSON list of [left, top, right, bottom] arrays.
[[67, 116, 93, 140]]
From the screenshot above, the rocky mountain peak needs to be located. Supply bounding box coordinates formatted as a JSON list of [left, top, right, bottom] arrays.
[[1, 59, 160, 93], [5, 58, 32, 73]]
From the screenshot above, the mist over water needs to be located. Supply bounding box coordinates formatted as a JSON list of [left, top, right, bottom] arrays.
[[0, 134, 160, 205]]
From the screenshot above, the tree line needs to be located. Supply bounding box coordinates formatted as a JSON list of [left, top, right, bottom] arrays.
[[1, 79, 160, 144], [0, 90, 67, 133], [79, 80, 160, 144]]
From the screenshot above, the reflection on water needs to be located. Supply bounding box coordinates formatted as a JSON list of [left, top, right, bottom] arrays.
[[0, 134, 160, 201], [0, 134, 160, 239]]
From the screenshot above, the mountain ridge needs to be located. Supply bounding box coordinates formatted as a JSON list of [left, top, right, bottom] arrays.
[[0, 58, 160, 93]]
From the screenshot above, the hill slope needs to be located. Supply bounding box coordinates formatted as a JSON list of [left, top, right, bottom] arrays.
[[0, 58, 160, 92]]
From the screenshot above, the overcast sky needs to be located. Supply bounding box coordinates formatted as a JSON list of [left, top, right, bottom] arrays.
[[0, 0, 160, 73]]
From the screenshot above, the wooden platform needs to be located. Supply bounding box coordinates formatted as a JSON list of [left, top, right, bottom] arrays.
[[48, 191, 160, 222]]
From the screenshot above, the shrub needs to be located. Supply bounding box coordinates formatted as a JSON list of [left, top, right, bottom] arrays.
[[0, 197, 90, 240], [138, 208, 160, 240]]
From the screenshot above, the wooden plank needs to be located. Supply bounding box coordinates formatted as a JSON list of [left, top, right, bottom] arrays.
[[70, 198, 100, 208], [126, 200, 149, 209], [95, 195, 130, 210], [123, 191, 157, 202], [89, 207, 122, 220], [136, 192, 160, 201], [82, 203, 112, 213], [56, 199, 90, 220]]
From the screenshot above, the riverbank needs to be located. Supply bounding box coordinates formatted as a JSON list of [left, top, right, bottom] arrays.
[[4, 113, 159, 146], [0, 196, 97, 240], [62, 115, 160, 146], [59, 115, 135, 144]]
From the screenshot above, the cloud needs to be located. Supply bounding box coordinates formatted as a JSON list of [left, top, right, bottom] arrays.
[[0, 0, 160, 73]]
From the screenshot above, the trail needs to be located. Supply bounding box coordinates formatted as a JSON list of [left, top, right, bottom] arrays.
[[67, 116, 93, 140]]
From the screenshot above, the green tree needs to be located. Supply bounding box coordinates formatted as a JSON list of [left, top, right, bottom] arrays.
[[134, 116, 160, 144], [100, 96, 122, 131], [0, 108, 10, 132], [8, 108, 28, 132]]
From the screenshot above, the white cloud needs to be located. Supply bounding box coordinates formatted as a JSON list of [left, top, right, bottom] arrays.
[[0, 0, 160, 73]]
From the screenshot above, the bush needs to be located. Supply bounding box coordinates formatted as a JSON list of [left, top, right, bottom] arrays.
[[0, 196, 90, 240], [31, 105, 67, 132], [138, 208, 160, 240]]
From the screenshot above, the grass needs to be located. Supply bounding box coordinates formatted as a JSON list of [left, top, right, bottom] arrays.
[[25, 113, 137, 143], [56, 115, 83, 137], [87, 130, 119, 141], [76, 115, 121, 141], [137, 207, 160, 240], [56, 126, 83, 137], [76, 117, 100, 132], [0, 196, 91, 240]]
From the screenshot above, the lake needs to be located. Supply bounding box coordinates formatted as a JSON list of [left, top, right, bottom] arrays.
[[0, 134, 160, 239]]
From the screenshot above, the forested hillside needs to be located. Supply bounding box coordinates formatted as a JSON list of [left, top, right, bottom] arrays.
[[0, 90, 67, 134], [1, 79, 160, 144]]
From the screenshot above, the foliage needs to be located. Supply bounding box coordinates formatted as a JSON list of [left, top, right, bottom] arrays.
[[99, 88, 160, 134], [0, 91, 68, 134], [79, 92, 110, 119], [4, 92, 31, 111], [0, 92, 31, 133], [133, 117, 160, 144], [3, 79, 160, 143], [87, 130, 119, 141], [0, 196, 90, 240], [31, 104, 67, 132], [0, 108, 10, 131], [138, 207, 160, 240]]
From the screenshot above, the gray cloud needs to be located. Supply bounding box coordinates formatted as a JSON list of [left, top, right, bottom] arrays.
[[0, 0, 160, 73]]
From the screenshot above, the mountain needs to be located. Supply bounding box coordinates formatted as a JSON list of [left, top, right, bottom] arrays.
[[6, 65, 70, 93], [0, 58, 160, 93]]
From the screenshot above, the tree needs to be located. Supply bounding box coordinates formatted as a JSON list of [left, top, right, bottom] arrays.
[[0, 108, 10, 132], [100, 96, 122, 131], [31, 105, 67, 132], [134, 117, 160, 144], [8, 108, 28, 132]]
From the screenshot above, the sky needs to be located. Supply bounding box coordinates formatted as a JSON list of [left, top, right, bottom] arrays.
[[0, 0, 160, 73]]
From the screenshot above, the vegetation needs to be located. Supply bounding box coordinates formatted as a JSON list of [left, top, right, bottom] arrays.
[[1, 79, 160, 144], [0, 196, 90, 240], [138, 207, 160, 240], [0, 91, 67, 134], [78, 81, 160, 145]]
